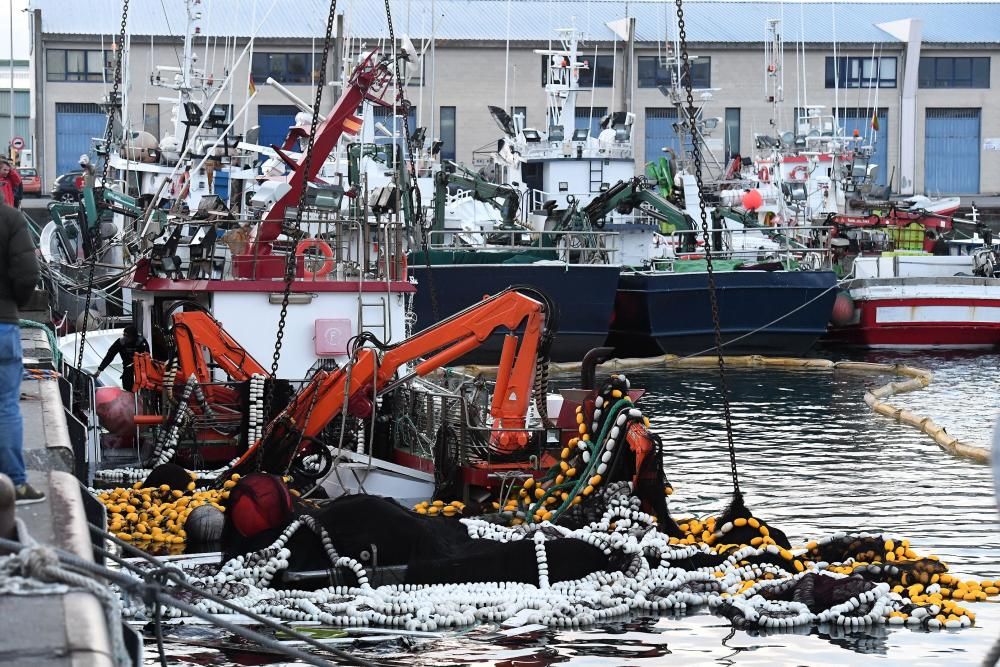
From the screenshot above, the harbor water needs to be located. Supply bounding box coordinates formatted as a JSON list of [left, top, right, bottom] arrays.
[[153, 350, 1000, 666]]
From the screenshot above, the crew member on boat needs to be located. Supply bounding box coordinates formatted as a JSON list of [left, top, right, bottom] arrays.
[[95, 325, 149, 391]]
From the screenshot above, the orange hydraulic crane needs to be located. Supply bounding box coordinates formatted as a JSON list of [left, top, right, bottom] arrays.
[[232, 287, 553, 477], [132, 310, 270, 392]]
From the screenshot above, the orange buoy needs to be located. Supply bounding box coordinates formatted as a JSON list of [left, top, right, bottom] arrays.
[[742, 189, 764, 211]]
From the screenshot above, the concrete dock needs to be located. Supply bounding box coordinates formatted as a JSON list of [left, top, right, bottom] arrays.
[[0, 326, 119, 666]]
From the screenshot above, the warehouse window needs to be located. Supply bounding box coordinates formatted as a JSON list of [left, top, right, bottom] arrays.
[[251, 52, 312, 85], [0, 91, 31, 148], [440, 107, 456, 161], [825, 57, 897, 88], [542, 54, 615, 88], [918, 57, 990, 88], [46, 48, 112, 82], [637, 56, 711, 89]]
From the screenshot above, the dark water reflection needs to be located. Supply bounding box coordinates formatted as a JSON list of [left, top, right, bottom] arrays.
[[153, 351, 1000, 666]]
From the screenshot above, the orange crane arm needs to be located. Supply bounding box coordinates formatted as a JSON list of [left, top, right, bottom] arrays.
[[132, 310, 269, 391], [235, 288, 551, 475], [171, 311, 270, 382]]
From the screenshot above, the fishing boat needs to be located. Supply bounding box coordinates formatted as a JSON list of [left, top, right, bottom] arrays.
[[597, 19, 838, 358], [406, 27, 625, 362], [824, 216, 1000, 349], [54, 22, 608, 509]]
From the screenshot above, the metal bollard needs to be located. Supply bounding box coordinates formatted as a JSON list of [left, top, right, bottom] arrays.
[[0, 473, 15, 541]]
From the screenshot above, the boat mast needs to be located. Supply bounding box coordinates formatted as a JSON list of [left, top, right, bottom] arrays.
[[764, 18, 783, 131]]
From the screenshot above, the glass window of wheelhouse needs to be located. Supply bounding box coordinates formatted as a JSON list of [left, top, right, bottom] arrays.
[[440, 107, 457, 161]]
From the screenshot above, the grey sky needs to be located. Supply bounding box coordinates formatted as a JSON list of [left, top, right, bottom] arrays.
[[1, 0, 31, 60]]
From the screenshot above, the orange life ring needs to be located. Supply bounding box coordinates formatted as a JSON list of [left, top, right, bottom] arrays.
[[758, 166, 770, 183], [790, 165, 809, 181], [296, 239, 335, 278]]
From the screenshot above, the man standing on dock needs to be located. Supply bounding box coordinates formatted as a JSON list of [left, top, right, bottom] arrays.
[[0, 201, 42, 503]]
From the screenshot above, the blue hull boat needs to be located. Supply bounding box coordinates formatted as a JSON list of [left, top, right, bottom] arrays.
[[608, 270, 838, 357], [409, 260, 621, 363]]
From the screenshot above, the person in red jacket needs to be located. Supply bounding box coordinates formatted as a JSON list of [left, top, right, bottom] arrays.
[[0, 160, 22, 208]]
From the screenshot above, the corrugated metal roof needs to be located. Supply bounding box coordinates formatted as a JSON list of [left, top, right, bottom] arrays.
[[30, 0, 1000, 44]]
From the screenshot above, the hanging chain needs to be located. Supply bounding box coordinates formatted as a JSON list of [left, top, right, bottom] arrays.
[[267, 0, 339, 391], [76, 0, 130, 371], [674, 0, 741, 497], [383, 0, 440, 321]]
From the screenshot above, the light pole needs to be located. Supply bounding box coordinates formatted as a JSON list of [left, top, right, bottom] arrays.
[[8, 0, 14, 158]]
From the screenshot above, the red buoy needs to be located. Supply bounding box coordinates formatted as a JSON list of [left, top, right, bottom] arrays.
[[229, 474, 294, 538], [831, 291, 856, 326], [95, 387, 136, 447], [742, 189, 764, 211]]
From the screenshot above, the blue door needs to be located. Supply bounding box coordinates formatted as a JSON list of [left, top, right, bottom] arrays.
[[574, 106, 607, 139], [644, 108, 681, 167], [839, 108, 889, 186], [257, 105, 300, 149], [55, 103, 105, 175], [925, 108, 980, 194]]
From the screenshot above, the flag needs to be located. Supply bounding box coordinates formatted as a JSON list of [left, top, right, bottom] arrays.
[[248, 75, 257, 96], [871, 111, 880, 132]]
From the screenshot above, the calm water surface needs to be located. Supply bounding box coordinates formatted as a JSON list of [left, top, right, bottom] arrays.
[[153, 350, 1000, 666]]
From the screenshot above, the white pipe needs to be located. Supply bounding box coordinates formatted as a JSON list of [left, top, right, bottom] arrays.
[[241, 0, 258, 145], [502, 0, 511, 111], [265, 77, 326, 120], [877, 18, 920, 194]]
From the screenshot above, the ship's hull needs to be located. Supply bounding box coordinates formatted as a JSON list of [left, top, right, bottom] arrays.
[[609, 270, 839, 357], [826, 277, 1000, 349], [408, 262, 621, 363]]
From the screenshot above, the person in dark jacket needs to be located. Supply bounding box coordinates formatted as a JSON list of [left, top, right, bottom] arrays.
[[0, 202, 42, 503], [95, 325, 149, 391]]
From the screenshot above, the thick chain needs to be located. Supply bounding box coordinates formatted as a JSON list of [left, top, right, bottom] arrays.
[[383, 0, 440, 321], [267, 0, 339, 390], [76, 0, 130, 371], [674, 0, 741, 497]]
